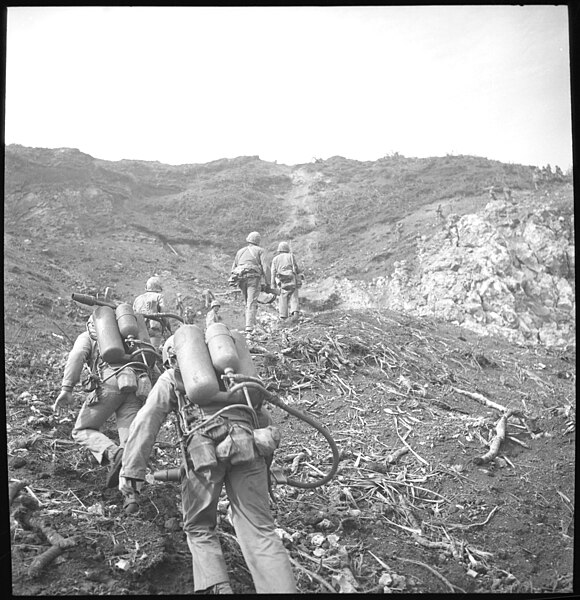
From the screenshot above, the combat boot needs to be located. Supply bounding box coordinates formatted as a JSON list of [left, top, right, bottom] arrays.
[[105, 446, 124, 489], [123, 492, 140, 515]]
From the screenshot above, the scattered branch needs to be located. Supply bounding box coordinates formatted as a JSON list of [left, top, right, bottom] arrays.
[[288, 556, 337, 593], [395, 556, 466, 593], [474, 410, 516, 465], [11, 483, 77, 578], [386, 446, 409, 464], [451, 386, 507, 412], [394, 417, 429, 466]]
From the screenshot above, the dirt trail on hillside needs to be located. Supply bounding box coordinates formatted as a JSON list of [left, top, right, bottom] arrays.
[[277, 167, 322, 266]]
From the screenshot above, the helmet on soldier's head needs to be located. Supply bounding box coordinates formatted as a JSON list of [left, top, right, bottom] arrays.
[[246, 231, 261, 245], [211, 300, 220, 308], [162, 335, 176, 369], [146, 276, 163, 292], [277, 241, 290, 253]]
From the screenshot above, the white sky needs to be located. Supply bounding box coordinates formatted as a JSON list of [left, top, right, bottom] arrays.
[[4, 5, 573, 169]]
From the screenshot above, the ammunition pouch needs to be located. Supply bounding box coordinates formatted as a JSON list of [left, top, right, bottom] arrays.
[[229, 264, 261, 288], [81, 366, 99, 393], [136, 372, 152, 401], [187, 416, 229, 471], [277, 270, 296, 290], [216, 423, 256, 465], [253, 425, 281, 457], [81, 354, 102, 392], [186, 414, 282, 471]]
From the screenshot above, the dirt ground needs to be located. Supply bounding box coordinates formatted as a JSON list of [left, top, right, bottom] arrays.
[[7, 296, 576, 595]]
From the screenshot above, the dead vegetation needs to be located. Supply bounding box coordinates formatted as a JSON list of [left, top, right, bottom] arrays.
[[8, 308, 574, 594], [4, 145, 575, 594]]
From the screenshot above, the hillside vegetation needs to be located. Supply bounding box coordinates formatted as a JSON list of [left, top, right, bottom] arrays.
[[5, 144, 575, 595], [4, 144, 574, 348]]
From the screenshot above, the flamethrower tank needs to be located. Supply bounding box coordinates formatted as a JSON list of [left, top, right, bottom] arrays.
[[230, 329, 263, 405], [205, 323, 240, 375], [115, 303, 140, 339], [93, 306, 126, 364], [174, 325, 220, 405]]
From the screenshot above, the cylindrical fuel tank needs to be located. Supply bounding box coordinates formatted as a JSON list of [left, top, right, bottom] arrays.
[[230, 329, 262, 405], [93, 306, 126, 364], [116, 303, 140, 339], [174, 325, 220, 405], [135, 314, 151, 344], [231, 329, 259, 378], [135, 314, 154, 366], [205, 323, 240, 374]]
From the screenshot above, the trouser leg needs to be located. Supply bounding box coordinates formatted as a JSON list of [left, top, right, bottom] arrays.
[[239, 281, 251, 331], [226, 457, 297, 593], [72, 382, 125, 464], [114, 392, 143, 447], [278, 288, 290, 318], [182, 463, 230, 591], [245, 277, 260, 329], [289, 288, 299, 315], [148, 324, 163, 351]]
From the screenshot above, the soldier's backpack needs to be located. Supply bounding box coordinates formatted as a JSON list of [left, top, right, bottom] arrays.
[[229, 246, 263, 287], [277, 265, 296, 289], [228, 264, 260, 287]]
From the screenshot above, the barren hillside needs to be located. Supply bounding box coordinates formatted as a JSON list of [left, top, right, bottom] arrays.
[[5, 145, 575, 595]]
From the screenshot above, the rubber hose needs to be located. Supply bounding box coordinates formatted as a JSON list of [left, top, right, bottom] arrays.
[[128, 347, 161, 360], [100, 361, 149, 383], [227, 381, 340, 488]]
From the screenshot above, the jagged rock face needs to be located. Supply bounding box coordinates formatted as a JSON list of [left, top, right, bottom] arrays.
[[302, 190, 575, 348]]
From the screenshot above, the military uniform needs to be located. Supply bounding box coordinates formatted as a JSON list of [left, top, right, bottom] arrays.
[[120, 369, 296, 594], [232, 240, 270, 334], [271, 248, 302, 320], [133, 290, 167, 347], [205, 307, 222, 328], [60, 331, 142, 470]]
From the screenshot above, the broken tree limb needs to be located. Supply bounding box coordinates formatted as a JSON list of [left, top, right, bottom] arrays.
[[451, 386, 507, 413], [473, 410, 516, 465], [395, 556, 466, 594], [166, 243, 179, 256], [506, 435, 530, 449], [288, 556, 337, 593], [370, 549, 465, 593], [28, 545, 65, 578], [367, 446, 410, 474], [26, 517, 78, 577], [393, 417, 429, 466], [444, 505, 500, 530], [386, 446, 409, 464], [11, 483, 78, 578]]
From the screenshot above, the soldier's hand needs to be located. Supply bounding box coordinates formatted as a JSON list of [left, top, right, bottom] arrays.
[[52, 390, 73, 415]]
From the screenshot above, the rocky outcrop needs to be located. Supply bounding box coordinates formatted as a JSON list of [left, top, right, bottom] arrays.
[[302, 188, 575, 348]]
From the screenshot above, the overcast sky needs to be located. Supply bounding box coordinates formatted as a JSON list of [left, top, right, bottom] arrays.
[[4, 5, 573, 170]]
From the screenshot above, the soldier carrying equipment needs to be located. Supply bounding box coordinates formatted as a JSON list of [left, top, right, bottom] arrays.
[[118, 323, 340, 593]]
